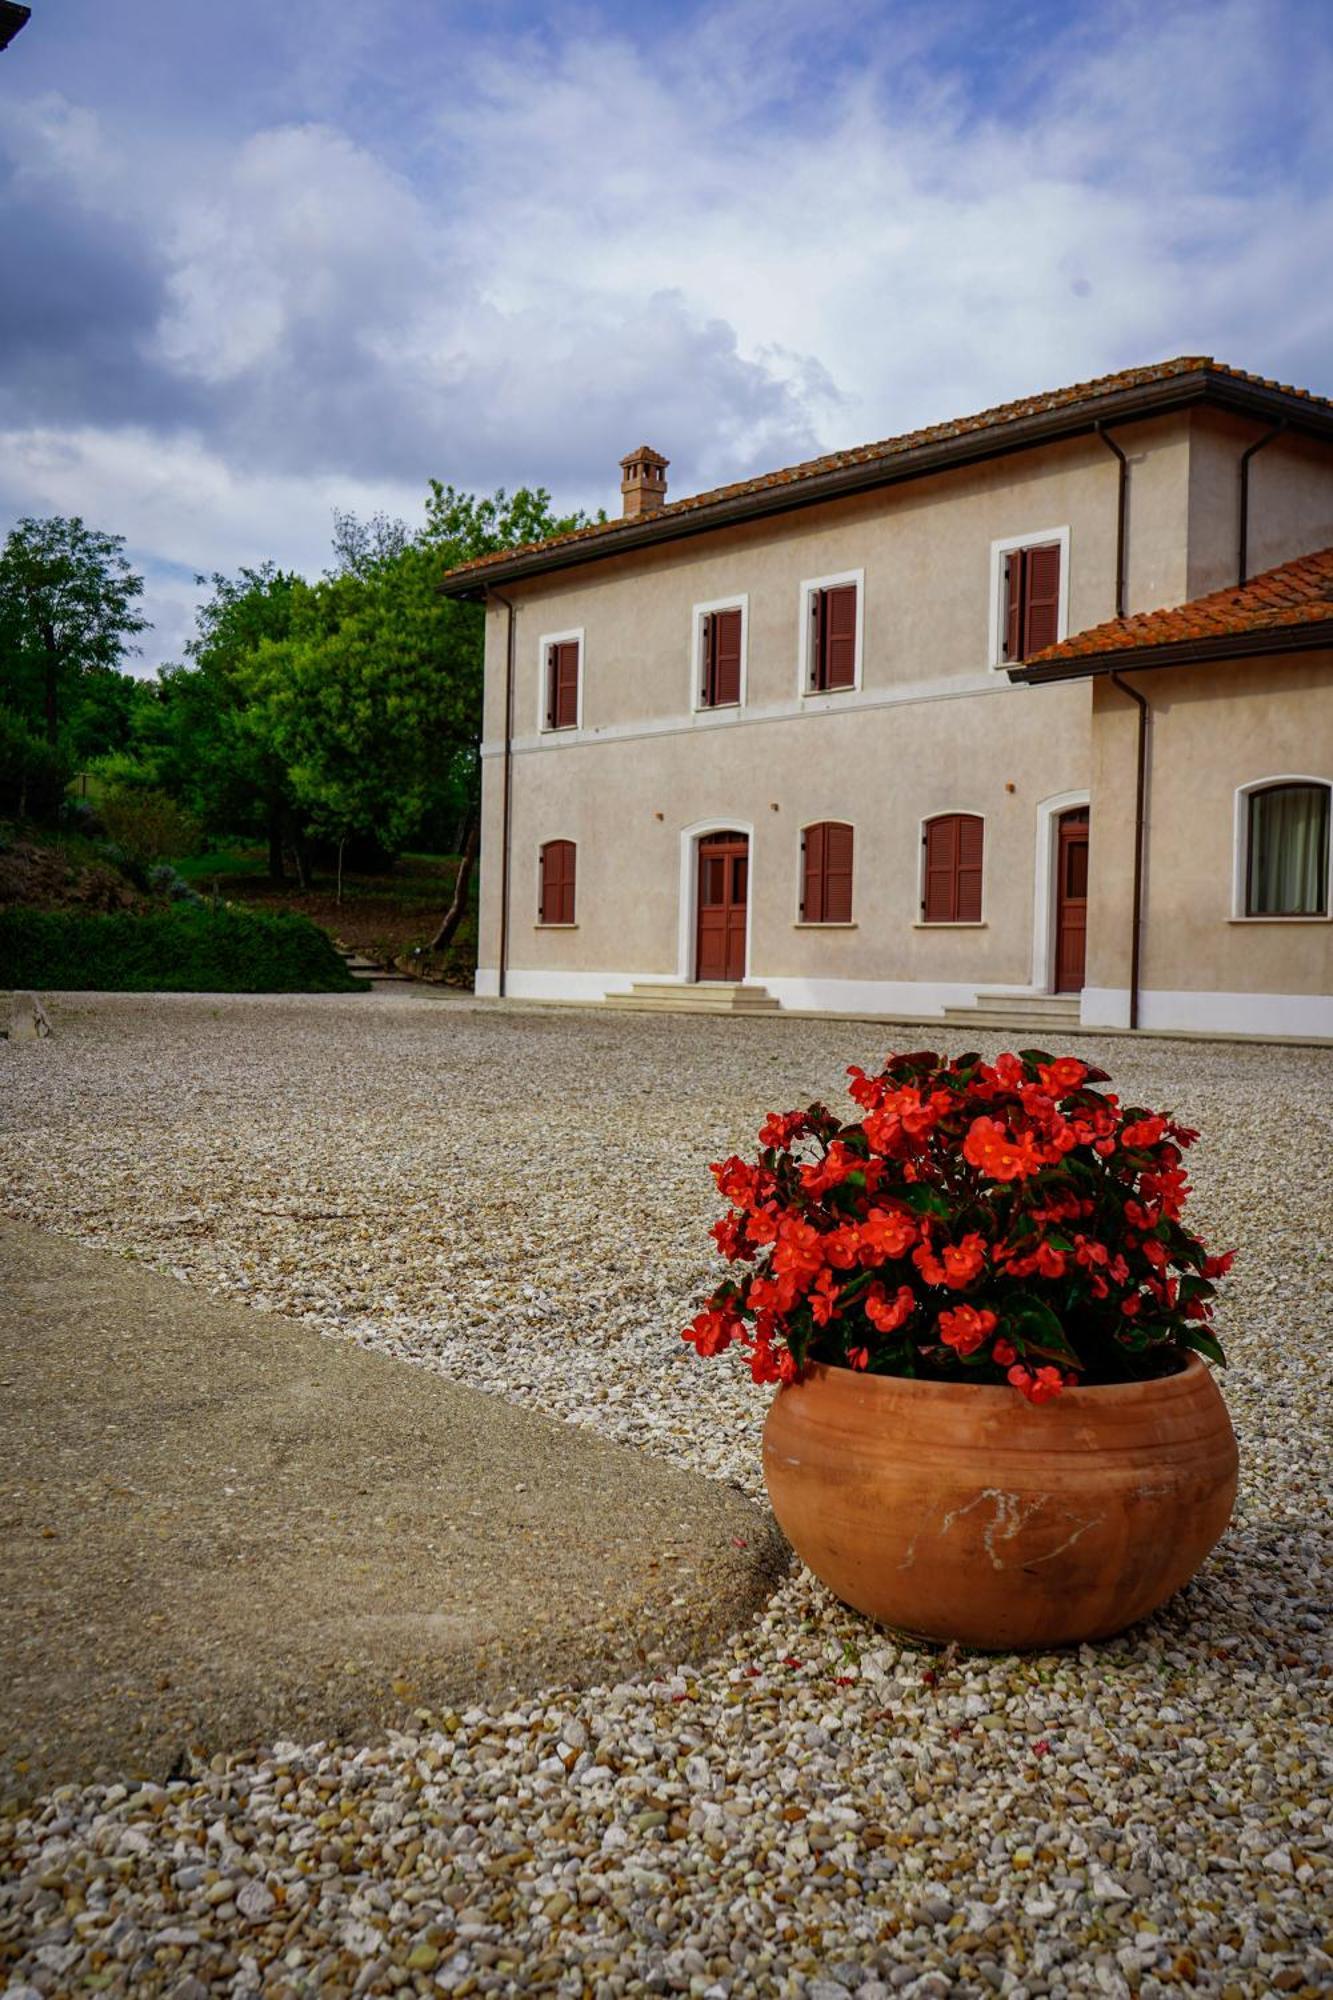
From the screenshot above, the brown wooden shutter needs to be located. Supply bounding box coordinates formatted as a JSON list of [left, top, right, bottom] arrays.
[[711, 608, 742, 705], [548, 642, 579, 728], [923, 816, 957, 922], [539, 840, 576, 923], [823, 585, 857, 688], [1022, 544, 1061, 656], [824, 821, 854, 922], [955, 814, 983, 921], [923, 814, 983, 921], [1003, 550, 1025, 663], [801, 822, 826, 921]]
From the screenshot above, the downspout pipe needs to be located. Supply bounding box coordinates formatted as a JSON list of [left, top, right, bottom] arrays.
[[1238, 420, 1285, 584], [1108, 670, 1149, 1031], [1094, 422, 1128, 618], [488, 587, 517, 1000]]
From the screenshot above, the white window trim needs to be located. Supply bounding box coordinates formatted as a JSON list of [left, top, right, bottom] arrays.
[[1232, 775, 1333, 920], [537, 627, 585, 735], [917, 808, 987, 924], [797, 569, 865, 698], [676, 818, 756, 984], [795, 819, 856, 925], [987, 527, 1070, 671], [689, 594, 749, 715]]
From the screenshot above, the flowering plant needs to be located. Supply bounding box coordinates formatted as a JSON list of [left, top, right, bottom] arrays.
[[682, 1049, 1233, 1404]]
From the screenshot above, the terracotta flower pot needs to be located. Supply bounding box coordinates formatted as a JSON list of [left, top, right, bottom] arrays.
[[762, 1355, 1237, 1651]]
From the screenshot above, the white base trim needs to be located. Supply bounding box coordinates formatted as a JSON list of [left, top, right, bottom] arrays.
[[1083, 985, 1333, 1037], [483, 967, 639, 1004], [481, 966, 1333, 1038], [478, 968, 1028, 1017], [764, 975, 985, 1016]]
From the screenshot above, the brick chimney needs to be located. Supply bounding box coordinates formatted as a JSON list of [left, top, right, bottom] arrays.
[[620, 445, 668, 519]]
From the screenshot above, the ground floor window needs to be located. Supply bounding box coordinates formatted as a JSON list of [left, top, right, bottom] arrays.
[[800, 821, 854, 922], [538, 839, 576, 924], [1246, 782, 1330, 916], [921, 813, 984, 923]]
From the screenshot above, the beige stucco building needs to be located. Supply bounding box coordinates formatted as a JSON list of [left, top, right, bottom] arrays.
[[442, 358, 1333, 1039]]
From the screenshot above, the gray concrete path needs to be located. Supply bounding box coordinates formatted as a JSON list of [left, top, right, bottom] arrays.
[[1, 1223, 786, 1801]]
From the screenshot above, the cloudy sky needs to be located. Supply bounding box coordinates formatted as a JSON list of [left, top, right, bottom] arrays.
[[3, 0, 1332, 668]]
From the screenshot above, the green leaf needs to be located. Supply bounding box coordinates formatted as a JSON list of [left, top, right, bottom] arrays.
[[899, 1184, 949, 1217], [1006, 1292, 1080, 1363], [1183, 1326, 1226, 1367]]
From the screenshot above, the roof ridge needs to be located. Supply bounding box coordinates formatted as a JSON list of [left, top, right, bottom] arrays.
[[441, 356, 1333, 587]]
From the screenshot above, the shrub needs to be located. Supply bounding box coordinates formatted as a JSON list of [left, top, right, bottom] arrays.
[[0, 905, 361, 993], [97, 787, 202, 866], [682, 1049, 1233, 1403], [146, 862, 203, 905]]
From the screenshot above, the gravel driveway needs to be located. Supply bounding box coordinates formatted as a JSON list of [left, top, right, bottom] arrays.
[[1, 991, 1330, 1999]]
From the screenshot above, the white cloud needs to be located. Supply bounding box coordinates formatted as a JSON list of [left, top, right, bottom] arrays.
[[4, 0, 1333, 670], [0, 425, 425, 664]]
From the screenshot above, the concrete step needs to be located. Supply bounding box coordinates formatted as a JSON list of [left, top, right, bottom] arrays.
[[963, 992, 1083, 1014], [335, 947, 412, 986], [940, 993, 1083, 1034], [605, 981, 782, 1015]]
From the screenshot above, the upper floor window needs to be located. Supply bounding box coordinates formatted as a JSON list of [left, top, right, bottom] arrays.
[[1245, 781, 1330, 916], [922, 813, 984, 923], [992, 532, 1067, 665], [800, 821, 854, 923], [696, 602, 744, 709], [538, 839, 577, 924], [542, 631, 582, 731], [802, 572, 862, 693]]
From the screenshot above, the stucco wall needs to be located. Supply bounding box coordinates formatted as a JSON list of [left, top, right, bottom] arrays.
[[482, 417, 1192, 753], [474, 405, 1333, 1030], [1084, 653, 1333, 1034], [1186, 411, 1333, 602], [481, 676, 1089, 1006], [475, 420, 1194, 1003]]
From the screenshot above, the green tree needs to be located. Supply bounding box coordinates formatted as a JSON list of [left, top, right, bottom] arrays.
[[0, 517, 148, 745], [158, 564, 305, 881], [293, 484, 596, 933]]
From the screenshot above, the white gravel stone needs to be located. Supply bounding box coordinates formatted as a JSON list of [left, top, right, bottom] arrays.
[[2, 991, 1332, 1998]]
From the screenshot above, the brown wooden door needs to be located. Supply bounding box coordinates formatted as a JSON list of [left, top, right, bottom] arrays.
[[1055, 808, 1089, 992], [695, 832, 749, 981]]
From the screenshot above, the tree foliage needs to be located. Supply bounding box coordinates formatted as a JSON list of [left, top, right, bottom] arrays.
[[0, 516, 148, 745], [1, 483, 593, 920]]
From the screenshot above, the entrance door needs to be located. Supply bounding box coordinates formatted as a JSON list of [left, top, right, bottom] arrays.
[[695, 831, 749, 981], [1054, 808, 1090, 992]]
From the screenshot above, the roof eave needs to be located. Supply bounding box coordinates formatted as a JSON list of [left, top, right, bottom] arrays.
[[439, 368, 1333, 597], [1009, 618, 1333, 684]]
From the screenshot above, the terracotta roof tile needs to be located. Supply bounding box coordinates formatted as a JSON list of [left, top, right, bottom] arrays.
[[441, 356, 1333, 586], [1026, 545, 1333, 666]]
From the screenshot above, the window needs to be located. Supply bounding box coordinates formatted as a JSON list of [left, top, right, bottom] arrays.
[[801, 822, 854, 923], [922, 814, 983, 923], [699, 605, 743, 708], [990, 533, 1068, 665], [801, 573, 862, 692], [542, 633, 581, 730], [538, 840, 576, 924], [1245, 782, 1330, 916]]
